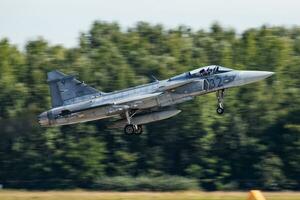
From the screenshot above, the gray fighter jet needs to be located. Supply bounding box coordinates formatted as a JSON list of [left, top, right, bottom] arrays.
[[38, 65, 274, 135]]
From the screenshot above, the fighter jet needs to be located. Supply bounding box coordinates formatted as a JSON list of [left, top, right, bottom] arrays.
[[38, 65, 274, 135]]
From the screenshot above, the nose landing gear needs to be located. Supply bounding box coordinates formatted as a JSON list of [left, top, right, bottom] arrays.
[[216, 89, 225, 115], [216, 106, 224, 114], [123, 110, 143, 135]]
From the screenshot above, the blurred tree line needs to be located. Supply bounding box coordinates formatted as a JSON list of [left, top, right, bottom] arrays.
[[0, 21, 299, 191]]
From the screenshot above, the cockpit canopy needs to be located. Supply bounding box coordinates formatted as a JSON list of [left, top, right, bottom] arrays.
[[169, 65, 233, 81], [189, 65, 233, 77]]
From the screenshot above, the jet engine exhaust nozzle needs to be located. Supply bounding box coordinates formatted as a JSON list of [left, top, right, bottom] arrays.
[[38, 112, 50, 127]]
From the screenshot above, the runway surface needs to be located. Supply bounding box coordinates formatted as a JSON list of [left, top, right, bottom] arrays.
[[0, 190, 300, 200]]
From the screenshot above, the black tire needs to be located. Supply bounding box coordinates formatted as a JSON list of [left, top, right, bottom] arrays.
[[216, 107, 224, 115], [134, 125, 143, 135], [124, 124, 135, 135]]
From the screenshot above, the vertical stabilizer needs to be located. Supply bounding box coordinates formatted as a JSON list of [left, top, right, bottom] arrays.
[[47, 70, 99, 108]]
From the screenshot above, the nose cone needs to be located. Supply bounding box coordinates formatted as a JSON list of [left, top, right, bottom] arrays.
[[238, 71, 274, 85], [38, 112, 50, 127]]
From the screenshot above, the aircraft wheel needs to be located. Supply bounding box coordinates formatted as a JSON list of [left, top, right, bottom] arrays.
[[124, 124, 135, 135], [134, 125, 143, 135], [216, 107, 224, 115]]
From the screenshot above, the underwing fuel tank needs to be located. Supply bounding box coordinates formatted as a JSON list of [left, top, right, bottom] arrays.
[[110, 109, 181, 128]]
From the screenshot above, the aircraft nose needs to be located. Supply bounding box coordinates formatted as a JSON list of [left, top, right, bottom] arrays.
[[38, 112, 50, 126], [238, 71, 274, 85], [254, 71, 274, 79]]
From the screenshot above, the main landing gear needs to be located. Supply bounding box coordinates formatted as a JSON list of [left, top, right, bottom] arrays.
[[216, 89, 225, 115], [123, 110, 143, 135], [124, 124, 143, 135]]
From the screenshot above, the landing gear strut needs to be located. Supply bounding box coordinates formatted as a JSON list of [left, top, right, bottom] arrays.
[[123, 110, 143, 135], [216, 89, 225, 115]]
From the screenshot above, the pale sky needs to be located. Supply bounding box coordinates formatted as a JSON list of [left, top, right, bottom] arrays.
[[1, 0, 300, 48]]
